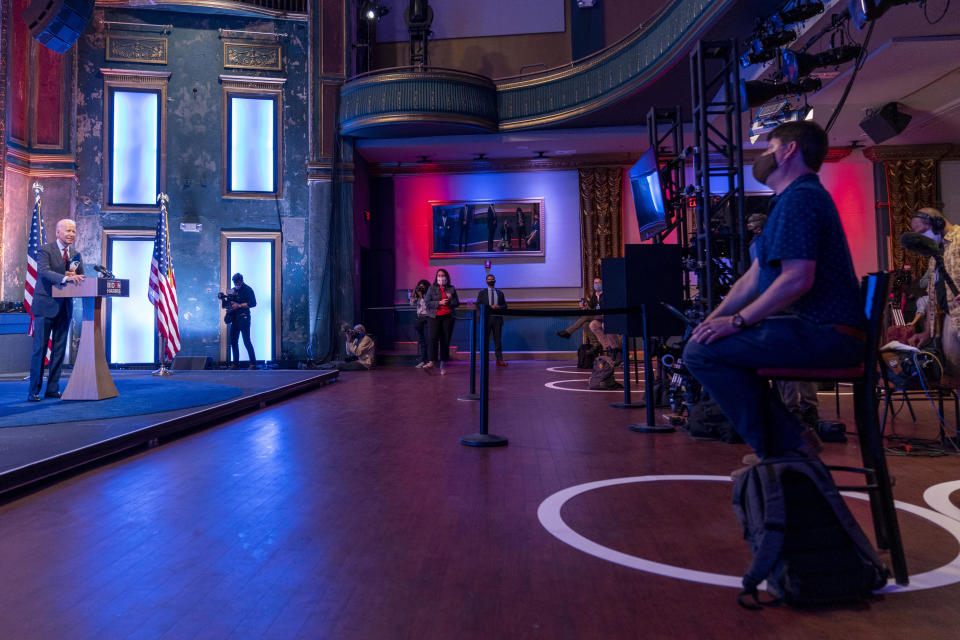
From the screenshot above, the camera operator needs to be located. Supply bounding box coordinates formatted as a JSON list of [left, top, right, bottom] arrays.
[[221, 272, 257, 369]]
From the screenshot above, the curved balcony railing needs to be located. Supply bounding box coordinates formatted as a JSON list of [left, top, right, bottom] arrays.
[[339, 0, 735, 136], [339, 68, 499, 138]]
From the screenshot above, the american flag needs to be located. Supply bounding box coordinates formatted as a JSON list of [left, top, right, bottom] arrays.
[[147, 194, 180, 360], [23, 186, 45, 336]]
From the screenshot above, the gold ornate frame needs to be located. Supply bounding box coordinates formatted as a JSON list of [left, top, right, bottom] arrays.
[[219, 230, 283, 362], [428, 198, 545, 259], [100, 69, 170, 213], [219, 74, 285, 199]]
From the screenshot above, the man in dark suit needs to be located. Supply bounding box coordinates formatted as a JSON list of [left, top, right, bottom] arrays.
[[28, 218, 85, 401], [476, 272, 508, 366]]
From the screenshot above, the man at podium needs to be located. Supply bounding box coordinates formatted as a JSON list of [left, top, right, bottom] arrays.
[[27, 219, 85, 402]]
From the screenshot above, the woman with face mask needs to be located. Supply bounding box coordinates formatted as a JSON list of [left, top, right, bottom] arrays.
[[412, 279, 432, 368], [424, 268, 460, 374]]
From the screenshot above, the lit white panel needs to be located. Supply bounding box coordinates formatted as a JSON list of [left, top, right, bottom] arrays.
[[229, 241, 274, 360], [230, 97, 275, 192], [112, 91, 159, 205], [109, 239, 155, 363]]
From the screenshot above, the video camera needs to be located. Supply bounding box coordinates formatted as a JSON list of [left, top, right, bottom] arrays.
[[218, 291, 239, 304]]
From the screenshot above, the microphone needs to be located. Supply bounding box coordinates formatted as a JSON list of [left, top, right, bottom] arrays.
[[899, 232, 941, 257], [92, 264, 115, 278]]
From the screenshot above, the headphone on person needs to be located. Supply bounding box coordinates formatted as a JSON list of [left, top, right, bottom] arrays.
[[912, 210, 946, 233]]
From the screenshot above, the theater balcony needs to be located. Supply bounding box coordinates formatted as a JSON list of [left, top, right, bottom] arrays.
[[337, 0, 761, 138]]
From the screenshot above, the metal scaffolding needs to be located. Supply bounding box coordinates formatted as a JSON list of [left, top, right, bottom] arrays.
[[689, 39, 748, 315]]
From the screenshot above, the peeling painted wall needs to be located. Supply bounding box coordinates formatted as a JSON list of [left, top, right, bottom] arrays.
[[75, 9, 311, 359]]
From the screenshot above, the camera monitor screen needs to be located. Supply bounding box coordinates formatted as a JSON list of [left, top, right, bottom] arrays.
[[629, 148, 667, 240]]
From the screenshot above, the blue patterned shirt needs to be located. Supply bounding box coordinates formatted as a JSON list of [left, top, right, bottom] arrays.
[[754, 174, 864, 328]]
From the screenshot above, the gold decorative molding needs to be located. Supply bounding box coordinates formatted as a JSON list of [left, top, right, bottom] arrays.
[[219, 74, 286, 91], [100, 68, 171, 83], [223, 42, 282, 71], [106, 36, 167, 65], [863, 144, 955, 163]]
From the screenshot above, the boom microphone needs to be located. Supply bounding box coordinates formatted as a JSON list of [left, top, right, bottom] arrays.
[[899, 232, 940, 257]]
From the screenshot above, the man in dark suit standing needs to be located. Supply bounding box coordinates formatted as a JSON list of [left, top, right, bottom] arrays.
[[28, 218, 84, 401], [476, 272, 508, 366]]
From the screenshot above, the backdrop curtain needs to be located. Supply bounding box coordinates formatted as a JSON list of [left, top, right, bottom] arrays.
[[578, 167, 622, 296]]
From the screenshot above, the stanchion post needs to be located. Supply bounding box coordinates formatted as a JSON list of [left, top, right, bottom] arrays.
[[458, 306, 480, 401], [460, 303, 508, 446], [611, 325, 643, 409], [630, 304, 674, 433]]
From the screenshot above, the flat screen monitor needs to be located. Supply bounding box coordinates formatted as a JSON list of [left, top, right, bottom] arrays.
[[629, 148, 667, 240]]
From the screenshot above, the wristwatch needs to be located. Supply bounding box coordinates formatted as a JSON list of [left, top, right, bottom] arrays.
[[732, 313, 748, 329]]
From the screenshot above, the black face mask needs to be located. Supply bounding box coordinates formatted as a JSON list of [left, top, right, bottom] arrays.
[[487, 280, 495, 287], [752, 151, 779, 185]]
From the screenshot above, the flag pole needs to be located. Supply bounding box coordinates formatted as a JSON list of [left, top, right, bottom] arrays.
[[152, 311, 171, 376], [152, 192, 173, 377]]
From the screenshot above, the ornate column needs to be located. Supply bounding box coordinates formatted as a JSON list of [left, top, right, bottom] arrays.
[[307, 0, 354, 359], [578, 167, 622, 294], [864, 144, 954, 272]]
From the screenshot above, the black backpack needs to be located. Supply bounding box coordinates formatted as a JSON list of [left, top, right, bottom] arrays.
[[686, 395, 742, 443], [732, 456, 889, 609], [577, 343, 600, 370], [589, 355, 622, 390]]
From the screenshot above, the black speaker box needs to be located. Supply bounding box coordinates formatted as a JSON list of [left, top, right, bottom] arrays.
[[23, 0, 94, 54], [859, 102, 911, 145], [172, 356, 213, 370], [601, 244, 684, 338]]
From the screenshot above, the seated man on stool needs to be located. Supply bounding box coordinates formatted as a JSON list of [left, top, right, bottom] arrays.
[[556, 276, 602, 350], [683, 121, 865, 467]]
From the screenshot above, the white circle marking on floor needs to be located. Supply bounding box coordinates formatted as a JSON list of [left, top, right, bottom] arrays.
[[544, 379, 636, 393], [538, 475, 960, 593]]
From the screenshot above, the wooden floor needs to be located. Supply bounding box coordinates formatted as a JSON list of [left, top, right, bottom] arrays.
[[1, 361, 959, 639]]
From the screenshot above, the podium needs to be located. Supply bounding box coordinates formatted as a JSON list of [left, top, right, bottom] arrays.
[[53, 278, 130, 400]]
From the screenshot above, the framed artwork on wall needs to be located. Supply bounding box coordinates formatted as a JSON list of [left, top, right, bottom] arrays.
[[429, 199, 544, 258]]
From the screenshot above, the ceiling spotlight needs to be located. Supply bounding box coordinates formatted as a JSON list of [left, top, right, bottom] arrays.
[[740, 19, 798, 67], [741, 77, 821, 109], [779, 1, 825, 24], [361, 2, 389, 21], [848, 0, 919, 29], [782, 45, 862, 82]]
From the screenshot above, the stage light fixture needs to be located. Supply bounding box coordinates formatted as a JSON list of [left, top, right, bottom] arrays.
[[740, 77, 821, 109], [848, 0, 918, 29], [779, 1, 825, 24], [740, 18, 797, 67], [749, 102, 814, 144], [362, 2, 389, 21], [782, 45, 862, 82]]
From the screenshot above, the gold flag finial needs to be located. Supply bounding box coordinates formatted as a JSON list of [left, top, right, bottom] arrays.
[[32, 182, 44, 194], [157, 192, 169, 205]]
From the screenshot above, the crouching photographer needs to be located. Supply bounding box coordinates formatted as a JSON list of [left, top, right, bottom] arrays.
[[220, 273, 257, 369], [318, 324, 375, 371]]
